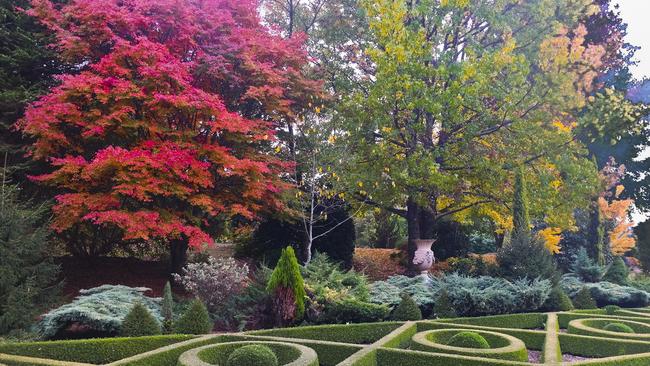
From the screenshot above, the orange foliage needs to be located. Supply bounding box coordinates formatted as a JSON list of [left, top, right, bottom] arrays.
[[598, 193, 636, 256]]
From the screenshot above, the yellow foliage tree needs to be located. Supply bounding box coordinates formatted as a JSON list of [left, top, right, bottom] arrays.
[[537, 227, 562, 254]]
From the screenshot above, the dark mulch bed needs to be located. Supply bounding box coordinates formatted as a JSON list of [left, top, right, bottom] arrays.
[[528, 349, 542, 363], [56, 256, 173, 298]]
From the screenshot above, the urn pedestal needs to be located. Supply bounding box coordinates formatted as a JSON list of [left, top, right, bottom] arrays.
[[412, 239, 435, 274]]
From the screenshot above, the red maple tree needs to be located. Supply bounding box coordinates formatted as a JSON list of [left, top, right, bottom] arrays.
[[20, 0, 320, 270]]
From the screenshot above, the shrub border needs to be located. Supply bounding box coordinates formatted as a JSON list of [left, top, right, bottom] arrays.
[[567, 318, 650, 341], [177, 341, 318, 366], [410, 329, 528, 362]]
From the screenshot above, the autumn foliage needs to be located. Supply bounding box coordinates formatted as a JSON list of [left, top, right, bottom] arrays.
[[20, 0, 320, 249]]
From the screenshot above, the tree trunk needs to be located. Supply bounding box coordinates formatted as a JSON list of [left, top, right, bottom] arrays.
[[406, 198, 421, 275], [169, 238, 188, 277], [406, 198, 438, 274], [302, 239, 312, 265]]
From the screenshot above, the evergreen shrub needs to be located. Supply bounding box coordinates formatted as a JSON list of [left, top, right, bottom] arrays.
[[121, 302, 161, 337], [173, 299, 212, 334]]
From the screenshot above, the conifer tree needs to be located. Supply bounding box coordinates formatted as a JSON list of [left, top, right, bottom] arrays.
[[0, 182, 60, 335], [497, 168, 557, 281], [161, 282, 174, 333], [121, 302, 161, 337], [267, 247, 306, 326], [173, 299, 212, 334]]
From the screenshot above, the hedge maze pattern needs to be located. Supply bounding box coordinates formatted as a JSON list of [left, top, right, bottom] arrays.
[[6, 309, 650, 365]]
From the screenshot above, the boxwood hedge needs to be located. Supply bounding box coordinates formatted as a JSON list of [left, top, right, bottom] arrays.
[[0, 335, 194, 364]]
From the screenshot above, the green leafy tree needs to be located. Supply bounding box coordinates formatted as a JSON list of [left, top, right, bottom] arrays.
[[511, 168, 531, 243], [332, 0, 638, 270], [121, 302, 161, 337], [0, 184, 60, 335], [267, 247, 307, 326]]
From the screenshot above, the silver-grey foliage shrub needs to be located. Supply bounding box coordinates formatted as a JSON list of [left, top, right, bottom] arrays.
[[561, 274, 650, 308], [369, 275, 436, 308], [370, 273, 551, 317], [436, 274, 551, 316], [37, 285, 162, 339]]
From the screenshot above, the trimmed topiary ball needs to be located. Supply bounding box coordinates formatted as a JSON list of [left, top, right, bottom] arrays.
[[391, 294, 422, 321], [604, 305, 621, 315], [446, 331, 490, 349], [573, 287, 597, 309], [173, 299, 212, 334], [121, 302, 161, 337], [603, 322, 634, 333], [226, 345, 278, 366]]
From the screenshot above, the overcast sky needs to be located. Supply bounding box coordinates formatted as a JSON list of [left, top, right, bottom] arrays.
[[616, 0, 650, 80]]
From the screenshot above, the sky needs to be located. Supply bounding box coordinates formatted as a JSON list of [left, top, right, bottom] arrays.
[[616, 0, 650, 80]]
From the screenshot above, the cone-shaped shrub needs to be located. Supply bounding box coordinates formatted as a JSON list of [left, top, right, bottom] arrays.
[[121, 302, 161, 336], [267, 247, 306, 325], [603, 257, 629, 285], [604, 305, 621, 315], [226, 345, 278, 366], [161, 281, 174, 333], [573, 287, 597, 309], [447, 332, 490, 349], [542, 286, 574, 312], [391, 294, 422, 321], [173, 299, 212, 334], [432, 290, 457, 319]]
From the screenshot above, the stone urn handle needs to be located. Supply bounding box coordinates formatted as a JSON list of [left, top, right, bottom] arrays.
[[412, 239, 436, 274]]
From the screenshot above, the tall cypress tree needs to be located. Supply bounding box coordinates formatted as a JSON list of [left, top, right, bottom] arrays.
[[511, 168, 531, 243], [497, 167, 557, 281]]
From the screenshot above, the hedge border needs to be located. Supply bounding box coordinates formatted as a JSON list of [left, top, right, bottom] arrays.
[[219, 334, 363, 366], [248, 322, 404, 344], [0, 335, 195, 364], [9, 311, 650, 365], [417, 321, 546, 350], [177, 341, 318, 366], [567, 318, 650, 340], [410, 329, 528, 362]]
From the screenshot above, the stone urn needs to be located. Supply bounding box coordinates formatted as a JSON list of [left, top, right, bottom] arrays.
[[412, 239, 435, 274]]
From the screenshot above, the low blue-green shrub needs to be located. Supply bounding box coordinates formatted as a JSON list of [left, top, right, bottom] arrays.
[[37, 285, 162, 339], [561, 274, 650, 307]]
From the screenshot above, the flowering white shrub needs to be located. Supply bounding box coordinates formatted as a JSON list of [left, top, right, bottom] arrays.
[[173, 257, 249, 313]]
